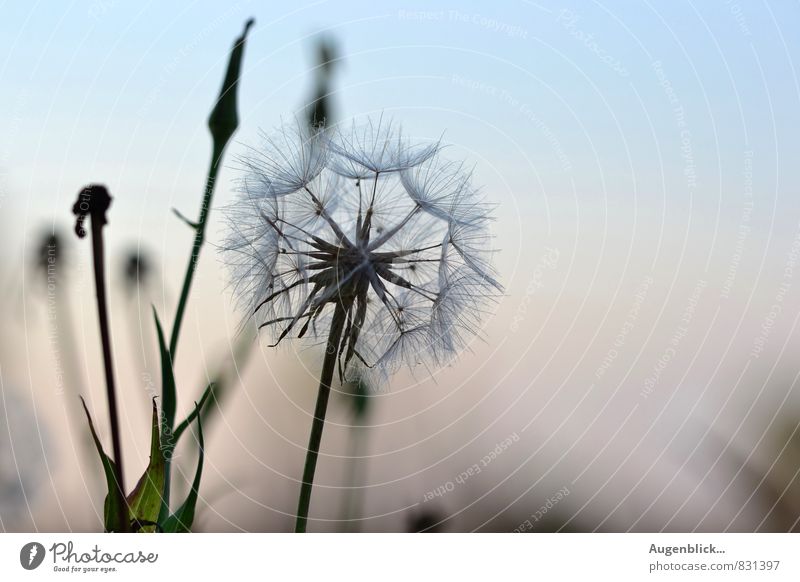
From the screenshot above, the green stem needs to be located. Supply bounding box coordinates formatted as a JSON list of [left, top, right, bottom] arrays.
[[339, 423, 366, 532], [158, 19, 251, 525], [169, 143, 223, 358], [295, 303, 347, 533], [160, 146, 221, 518]]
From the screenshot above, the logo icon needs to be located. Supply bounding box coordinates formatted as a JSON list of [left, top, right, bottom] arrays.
[[20, 542, 46, 570]]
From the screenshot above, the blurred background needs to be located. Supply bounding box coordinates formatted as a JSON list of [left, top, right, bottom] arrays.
[[2, 0, 800, 532]]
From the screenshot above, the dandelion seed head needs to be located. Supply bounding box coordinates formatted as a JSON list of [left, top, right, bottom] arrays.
[[222, 116, 502, 383]]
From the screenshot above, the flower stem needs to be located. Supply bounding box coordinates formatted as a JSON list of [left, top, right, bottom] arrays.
[[73, 185, 129, 532], [161, 152, 220, 515], [169, 143, 223, 358], [338, 422, 366, 532], [159, 146, 220, 522], [160, 19, 252, 523], [295, 302, 347, 533]]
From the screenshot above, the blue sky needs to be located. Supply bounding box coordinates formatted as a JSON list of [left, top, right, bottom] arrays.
[[3, 1, 799, 251]]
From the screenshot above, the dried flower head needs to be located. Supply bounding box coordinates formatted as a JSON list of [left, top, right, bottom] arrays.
[[34, 230, 62, 284], [121, 247, 153, 295], [222, 116, 502, 382]]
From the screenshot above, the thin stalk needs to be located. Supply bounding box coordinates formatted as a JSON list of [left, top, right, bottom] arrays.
[[168, 144, 222, 358], [73, 185, 129, 532], [339, 422, 366, 532], [160, 18, 253, 522], [295, 302, 347, 533], [159, 147, 221, 518]]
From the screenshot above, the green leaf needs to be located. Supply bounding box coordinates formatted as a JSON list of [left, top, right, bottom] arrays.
[[154, 308, 178, 526], [172, 382, 214, 445], [207, 18, 254, 151], [80, 398, 165, 532], [172, 207, 199, 229], [153, 307, 176, 433], [200, 326, 255, 430], [126, 399, 166, 532], [157, 383, 212, 527], [162, 402, 205, 533], [79, 397, 125, 533]]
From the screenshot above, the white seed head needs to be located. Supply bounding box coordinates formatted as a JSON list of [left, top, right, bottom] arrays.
[[222, 116, 502, 383]]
